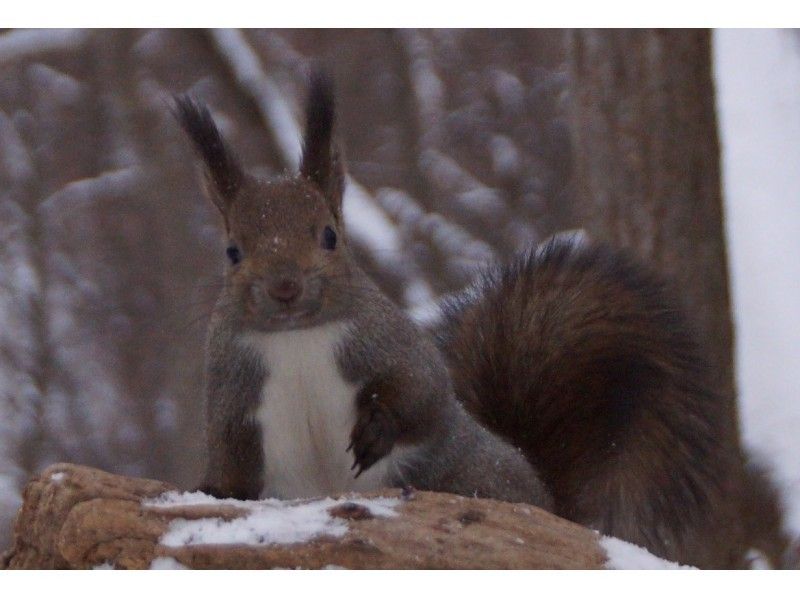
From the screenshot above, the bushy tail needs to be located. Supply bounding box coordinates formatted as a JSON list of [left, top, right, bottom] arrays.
[[434, 234, 789, 568]]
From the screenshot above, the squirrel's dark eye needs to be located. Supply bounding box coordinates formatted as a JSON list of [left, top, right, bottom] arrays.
[[322, 226, 337, 251], [226, 245, 242, 265]]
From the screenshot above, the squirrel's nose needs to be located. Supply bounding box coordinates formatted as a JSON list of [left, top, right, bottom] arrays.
[[268, 277, 302, 304]]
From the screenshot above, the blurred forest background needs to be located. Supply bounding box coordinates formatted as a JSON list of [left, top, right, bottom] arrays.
[[0, 29, 798, 552]]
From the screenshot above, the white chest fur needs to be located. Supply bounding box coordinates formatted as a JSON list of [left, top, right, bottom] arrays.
[[244, 321, 393, 499]]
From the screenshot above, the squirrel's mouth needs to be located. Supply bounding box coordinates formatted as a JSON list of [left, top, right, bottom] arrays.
[[268, 307, 318, 321], [245, 300, 325, 331]]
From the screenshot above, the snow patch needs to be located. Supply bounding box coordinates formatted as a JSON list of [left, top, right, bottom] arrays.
[[149, 556, 189, 570], [49, 472, 66, 483], [145, 490, 247, 508], [147, 492, 399, 548], [745, 548, 771, 570], [715, 28, 800, 538], [601, 536, 695, 570]]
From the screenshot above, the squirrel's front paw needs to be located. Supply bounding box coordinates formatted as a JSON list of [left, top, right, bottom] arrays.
[[348, 389, 399, 478]]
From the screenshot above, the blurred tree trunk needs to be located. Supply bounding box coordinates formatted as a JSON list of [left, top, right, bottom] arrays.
[[565, 29, 739, 445]]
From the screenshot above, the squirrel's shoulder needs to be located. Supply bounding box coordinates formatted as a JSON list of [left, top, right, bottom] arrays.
[[332, 266, 450, 385]]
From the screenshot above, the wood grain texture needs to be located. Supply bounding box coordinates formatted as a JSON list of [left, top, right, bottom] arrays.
[[2, 463, 607, 569]]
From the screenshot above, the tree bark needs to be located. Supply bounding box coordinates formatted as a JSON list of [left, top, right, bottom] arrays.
[[565, 29, 739, 443]]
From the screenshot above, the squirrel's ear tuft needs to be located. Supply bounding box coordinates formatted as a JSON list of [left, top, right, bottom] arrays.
[[300, 71, 345, 223], [172, 95, 243, 216]]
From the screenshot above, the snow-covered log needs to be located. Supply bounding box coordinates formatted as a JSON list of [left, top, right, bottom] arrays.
[[0, 463, 626, 569]]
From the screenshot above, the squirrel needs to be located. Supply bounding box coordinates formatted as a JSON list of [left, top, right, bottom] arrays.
[[173, 77, 553, 511], [173, 73, 790, 569]]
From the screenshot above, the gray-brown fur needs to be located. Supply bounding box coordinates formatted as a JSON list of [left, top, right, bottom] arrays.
[[174, 73, 552, 509], [198, 317, 265, 499], [337, 275, 553, 506]]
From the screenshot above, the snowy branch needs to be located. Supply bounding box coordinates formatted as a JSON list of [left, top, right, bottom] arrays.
[[0, 30, 90, 65], [419, 149, 507, 220], [396, 31, 529, 249], [397, 29, 446, 150], [37, 167, 143, 215], [0, 111, 35, 185], [207, 29, 302, 171], [376, 187, 496, 266]]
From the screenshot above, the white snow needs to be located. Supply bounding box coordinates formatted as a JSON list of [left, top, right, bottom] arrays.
[[344, 178, 436, 310], [49, 471, 66, 483], [714, 28, 800, 537], [745, 549, 771, 570], [0, 29, 90, 65], [601, 536, 695, 570], [149, 556, 188, 570], [37, 167, 142, 214], [145, 490, 248, 508], [342, 177, 404, 260], [147, 492, 399, 548]]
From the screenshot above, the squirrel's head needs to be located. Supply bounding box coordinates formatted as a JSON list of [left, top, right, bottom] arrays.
[[174, 73, 354, 331]]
